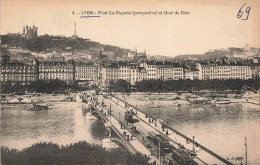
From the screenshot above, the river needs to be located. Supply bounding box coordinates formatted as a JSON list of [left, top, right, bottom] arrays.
[[0, 100, 105, 150], [134, 99, 260, 164]]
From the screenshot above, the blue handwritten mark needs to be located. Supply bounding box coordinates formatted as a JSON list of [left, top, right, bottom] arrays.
[[80, 16, 101, 18], [237, 3, 251, 20]]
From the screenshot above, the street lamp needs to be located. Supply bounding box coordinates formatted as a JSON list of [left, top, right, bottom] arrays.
[[166, 117, 169, 135], [109, 103, 112, 123], [245, 137, 247, 165], [192, 136, 195, 152], [158, 104, 161, 120], [119, 112, 121, 123], [159, 140, 161, 165]]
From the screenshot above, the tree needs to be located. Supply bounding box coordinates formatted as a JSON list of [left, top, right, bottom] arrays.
[[1, 141, 151, 165], [134, 79, 259, 92], [108, 79, 131, 93]]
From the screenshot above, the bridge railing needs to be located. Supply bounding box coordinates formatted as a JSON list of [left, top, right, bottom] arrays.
[[89, 103, 138, 154], [111, 124, 138, 154]]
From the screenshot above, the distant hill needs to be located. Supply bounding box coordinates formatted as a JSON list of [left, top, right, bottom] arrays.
[[149, 55, 171, 61], [173, 47, 260, 60], [172, 54, 202, 60]]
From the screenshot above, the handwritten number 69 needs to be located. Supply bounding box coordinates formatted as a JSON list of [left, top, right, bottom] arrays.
[[237, 3, 251, 20]]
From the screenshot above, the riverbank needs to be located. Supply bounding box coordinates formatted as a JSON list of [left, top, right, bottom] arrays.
[[114, 91, 260, 106], [1, 93, 76, 104]]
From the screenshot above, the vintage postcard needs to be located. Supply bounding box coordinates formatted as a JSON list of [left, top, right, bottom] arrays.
[[1, 0, 260, 165]]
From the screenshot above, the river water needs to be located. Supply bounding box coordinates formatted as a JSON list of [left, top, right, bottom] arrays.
[[137, 102, 260, 164], [0, 101, 104, 150]]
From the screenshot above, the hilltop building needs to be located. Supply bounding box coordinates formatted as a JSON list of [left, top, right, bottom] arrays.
[[22, 25, 38, 38]]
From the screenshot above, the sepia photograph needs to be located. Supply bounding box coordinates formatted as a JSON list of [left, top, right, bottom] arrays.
[[0, 0, 260, 164]]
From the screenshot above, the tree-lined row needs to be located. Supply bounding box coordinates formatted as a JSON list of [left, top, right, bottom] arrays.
[[1, 79, 97, 94], [108, 79, 259, 93], [1, 78, 258, 94]]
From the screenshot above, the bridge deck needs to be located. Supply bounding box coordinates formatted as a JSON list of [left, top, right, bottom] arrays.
[[83, 96, 159, 164]]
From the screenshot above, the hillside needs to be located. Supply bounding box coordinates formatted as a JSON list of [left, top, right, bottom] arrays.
[[2, 35, 259, 60], [1, 35, 132, 58]]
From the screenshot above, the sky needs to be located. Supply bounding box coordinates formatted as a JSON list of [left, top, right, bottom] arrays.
[[1, 0, 260, 57]]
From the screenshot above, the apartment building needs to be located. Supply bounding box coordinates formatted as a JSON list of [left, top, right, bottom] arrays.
[[199, 63, 252, 80], [137, 67, 147, 82], [39, 61, 75, 82], [75, 63, 98, 84], [146, 61, 157, 80], [119, 62, 130, 82], [129, 62, 138, 85], [155, 61, 183, 80], [100, 63, 119, 87], [0, 59, 39, 84], [184, 68, 200, 80]]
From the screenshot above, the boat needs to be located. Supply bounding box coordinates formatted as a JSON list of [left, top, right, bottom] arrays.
[[23, 102, 53, 111], [216, 99, 230, 104], [230, 98, 247, 103], [33, 104, 48, 110], [24, 103, 49, 111], [63, 97, 74, 102], [187, 95, 211, 104]]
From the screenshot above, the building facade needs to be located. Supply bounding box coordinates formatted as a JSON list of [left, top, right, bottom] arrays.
[[0, 58, 39, 84], [137, 67, 147, 82], [39, 61, 75, 82], [129, 62, 138, 85], [155, 62, 183, 80], [75, 63, 98, 84], [1, 52, 258, 89], [119, 62, 130, 82], [100, 63, 119, 87], [199, 64, 252, 80]]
